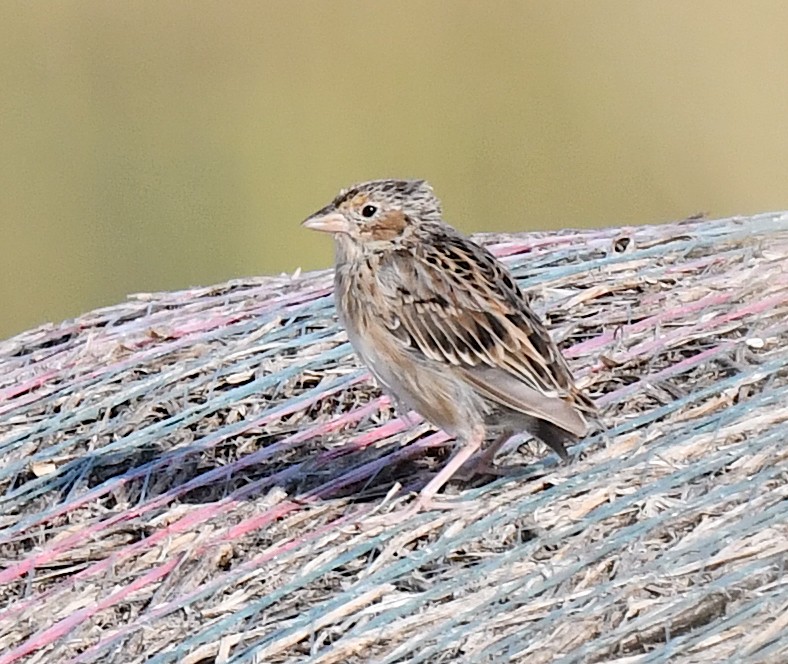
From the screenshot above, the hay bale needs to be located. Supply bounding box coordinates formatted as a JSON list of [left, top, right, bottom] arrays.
[[1, 213, 787, 663]]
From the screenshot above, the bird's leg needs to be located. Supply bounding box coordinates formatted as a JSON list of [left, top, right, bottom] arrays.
[[454, 429, 514, 480], [411, 425, 485, 512]]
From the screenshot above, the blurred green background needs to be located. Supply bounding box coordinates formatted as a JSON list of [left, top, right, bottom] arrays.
[[3, 2, 788, 340]]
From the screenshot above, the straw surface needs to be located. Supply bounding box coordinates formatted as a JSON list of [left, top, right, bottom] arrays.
[[1, 213, 787, 663]]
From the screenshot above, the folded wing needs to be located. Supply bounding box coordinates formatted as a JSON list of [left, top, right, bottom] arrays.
[[374, 228, 594, 436]]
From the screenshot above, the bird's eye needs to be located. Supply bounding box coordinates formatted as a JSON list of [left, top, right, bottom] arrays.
[[361, 204, 378, 218]]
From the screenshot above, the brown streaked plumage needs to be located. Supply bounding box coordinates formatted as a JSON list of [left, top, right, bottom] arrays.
[[303, 179, 596, 511]]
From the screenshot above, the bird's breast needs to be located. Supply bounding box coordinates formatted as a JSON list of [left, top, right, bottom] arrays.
[[337, 291, 482, 435]]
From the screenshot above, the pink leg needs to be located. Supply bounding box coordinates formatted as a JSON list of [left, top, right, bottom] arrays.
[[411, 425, 486, 512]]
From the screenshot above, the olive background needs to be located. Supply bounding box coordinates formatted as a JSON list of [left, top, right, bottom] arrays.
[[3, 2, 788, 340]]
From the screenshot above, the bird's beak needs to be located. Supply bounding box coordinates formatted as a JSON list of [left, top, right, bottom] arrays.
[[302, 211, 351, 234]]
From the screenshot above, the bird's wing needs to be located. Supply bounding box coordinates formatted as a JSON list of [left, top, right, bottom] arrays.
[[374, 230, 593, 436]]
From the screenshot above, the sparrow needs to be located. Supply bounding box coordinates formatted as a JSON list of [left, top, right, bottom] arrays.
[[303, 179, 595, 511]]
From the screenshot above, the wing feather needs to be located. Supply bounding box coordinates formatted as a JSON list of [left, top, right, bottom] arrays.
[[373, 227, 594, 433]]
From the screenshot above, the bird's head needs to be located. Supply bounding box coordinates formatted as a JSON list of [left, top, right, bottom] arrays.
[[302, 179, 442, 244]]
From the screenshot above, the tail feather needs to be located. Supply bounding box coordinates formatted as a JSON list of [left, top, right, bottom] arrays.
[[532, 418, 576, 460]]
